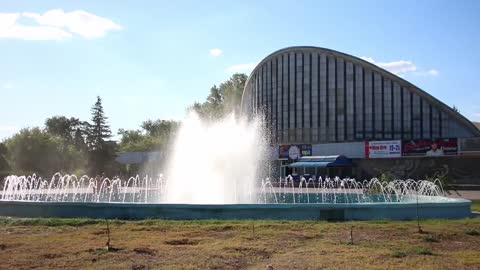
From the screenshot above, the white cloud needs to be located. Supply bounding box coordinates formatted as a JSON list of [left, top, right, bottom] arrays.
[[415, 69, 439, 77], [226, 62, 258, 73], [361, 57, 416, 75], [209, 48, 223, 56], [0, 13, 71, 40], [23, 9, 122, 39], [0, 9, 121, 41], [361, 56, 438, 77]]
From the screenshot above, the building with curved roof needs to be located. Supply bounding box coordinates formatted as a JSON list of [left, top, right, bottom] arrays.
[[241, 46, 480, 180], [242, 46, 479, 144]]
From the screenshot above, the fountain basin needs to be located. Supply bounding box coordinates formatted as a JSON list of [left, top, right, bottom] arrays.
[[0, 197, 471, 220]]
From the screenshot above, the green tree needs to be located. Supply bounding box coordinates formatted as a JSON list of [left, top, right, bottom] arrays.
[[46, 116, 80, 143], [141, 119, 179, 138], [0, 142, 10, 174], [4, 128, 86, 176], [45, 116, 88, 150], [117, 129, 152, 152], [118, 120, 179, 152], [190, 73, 248, 119], [45, 116, 89, 172], [218, 73, 248, 114], [206, 85, 223, 105], [86, 96, 115, 175], [73, 127, 88, 151], [87, 96, 112, 150]]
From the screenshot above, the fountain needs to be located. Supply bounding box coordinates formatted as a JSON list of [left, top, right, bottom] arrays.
[[0, 112, 472, 220], [164, 112, 264, 204]]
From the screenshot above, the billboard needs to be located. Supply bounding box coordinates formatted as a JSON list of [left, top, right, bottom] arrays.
[[365, 140, 402, 158], [279, 144, 312, 160], [402, 138, 458, 156]]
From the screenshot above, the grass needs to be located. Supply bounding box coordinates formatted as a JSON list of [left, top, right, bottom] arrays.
[[471, 199, 480, 212], [0, 217, 107, 227], [414, 246, 434, 255], [0, 217, 479, 269], [465, 229, 480, 236], [391, 250, 408, 258], [423, 234, 440, 243]]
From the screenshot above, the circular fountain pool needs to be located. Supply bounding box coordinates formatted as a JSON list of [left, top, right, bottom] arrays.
[[0, 174, 472, 220]]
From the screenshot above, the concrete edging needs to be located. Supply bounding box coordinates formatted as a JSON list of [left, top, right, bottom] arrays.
[[0, 199, 472, 220]]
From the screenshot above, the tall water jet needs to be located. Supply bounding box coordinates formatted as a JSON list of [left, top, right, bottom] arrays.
[[164, 112, 266, 204]]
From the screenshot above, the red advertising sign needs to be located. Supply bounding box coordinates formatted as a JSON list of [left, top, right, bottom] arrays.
[[402, 138, 458, 156], [365, 140, 402, 158]]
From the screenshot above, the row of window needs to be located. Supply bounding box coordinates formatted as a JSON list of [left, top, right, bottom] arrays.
[[244, 51, 452, 144]]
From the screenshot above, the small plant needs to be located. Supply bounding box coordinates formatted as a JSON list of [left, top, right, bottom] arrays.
[[105, 219, 111, 251], [164, 239, 199, 246], [416, 192, 423, 234], [348, 225, 354, 245], [414, 246, 433, 255], [391, 250, 408, 258], [379, 172, 394, 183], [465, 229, 480, 236], [252, 223, 255, 238], [423, 234, 439, 243]]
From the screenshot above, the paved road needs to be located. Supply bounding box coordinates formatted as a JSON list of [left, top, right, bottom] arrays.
[[446, 190, 480, 200]]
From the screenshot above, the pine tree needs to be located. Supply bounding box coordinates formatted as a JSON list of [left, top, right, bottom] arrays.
[[88, 96, 112, 150], [87, 96, 114, 175]]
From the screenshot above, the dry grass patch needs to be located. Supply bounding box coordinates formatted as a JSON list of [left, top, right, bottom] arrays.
[[164, 238, 200, 245], [0, 217, 479, 269]]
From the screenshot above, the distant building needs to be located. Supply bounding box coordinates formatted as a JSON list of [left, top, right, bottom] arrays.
[[115, 151, 163, 175], [115, 151, 162, 165], [241, 46, 480, 183]]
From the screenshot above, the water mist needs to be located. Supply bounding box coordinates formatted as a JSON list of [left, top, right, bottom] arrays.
[[164, 112, 266, 204]]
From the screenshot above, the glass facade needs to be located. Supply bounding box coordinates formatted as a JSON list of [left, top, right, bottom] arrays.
[[242, 47, 479, 144]]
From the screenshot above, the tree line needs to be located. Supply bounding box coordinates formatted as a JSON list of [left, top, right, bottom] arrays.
[[0, 73, 247, 177]]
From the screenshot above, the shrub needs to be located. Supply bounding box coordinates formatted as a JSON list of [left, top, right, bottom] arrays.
[[423, 234, 439, 242], [465, 229, 480, 236], [391, 250, 408, 258], [414, 246, 433, 255]]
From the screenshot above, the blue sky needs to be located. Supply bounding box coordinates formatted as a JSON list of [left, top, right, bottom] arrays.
[[1, 0, 479, 140]]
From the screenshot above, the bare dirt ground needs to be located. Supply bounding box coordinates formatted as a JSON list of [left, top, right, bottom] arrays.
[[0, 217, 479, 270]]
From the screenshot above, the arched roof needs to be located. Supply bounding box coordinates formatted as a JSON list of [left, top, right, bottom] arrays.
[[242, 46, 480, 137]]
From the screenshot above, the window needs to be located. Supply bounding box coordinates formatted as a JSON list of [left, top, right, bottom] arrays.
[[319, 54, 328, 142], [328, 55, 336, 141], [346, 61, 354, 141], [422, 99, 430, 138], [393, 82, 401, 139], [374, 73, 382, 139], [355, 66, 363, 139], [412, 93, 421, 139], [364, 69, 373, 139]]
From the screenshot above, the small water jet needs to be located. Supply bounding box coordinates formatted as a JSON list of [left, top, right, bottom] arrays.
[[0, 173, 460, 204], [0, 173, 471, 220]]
